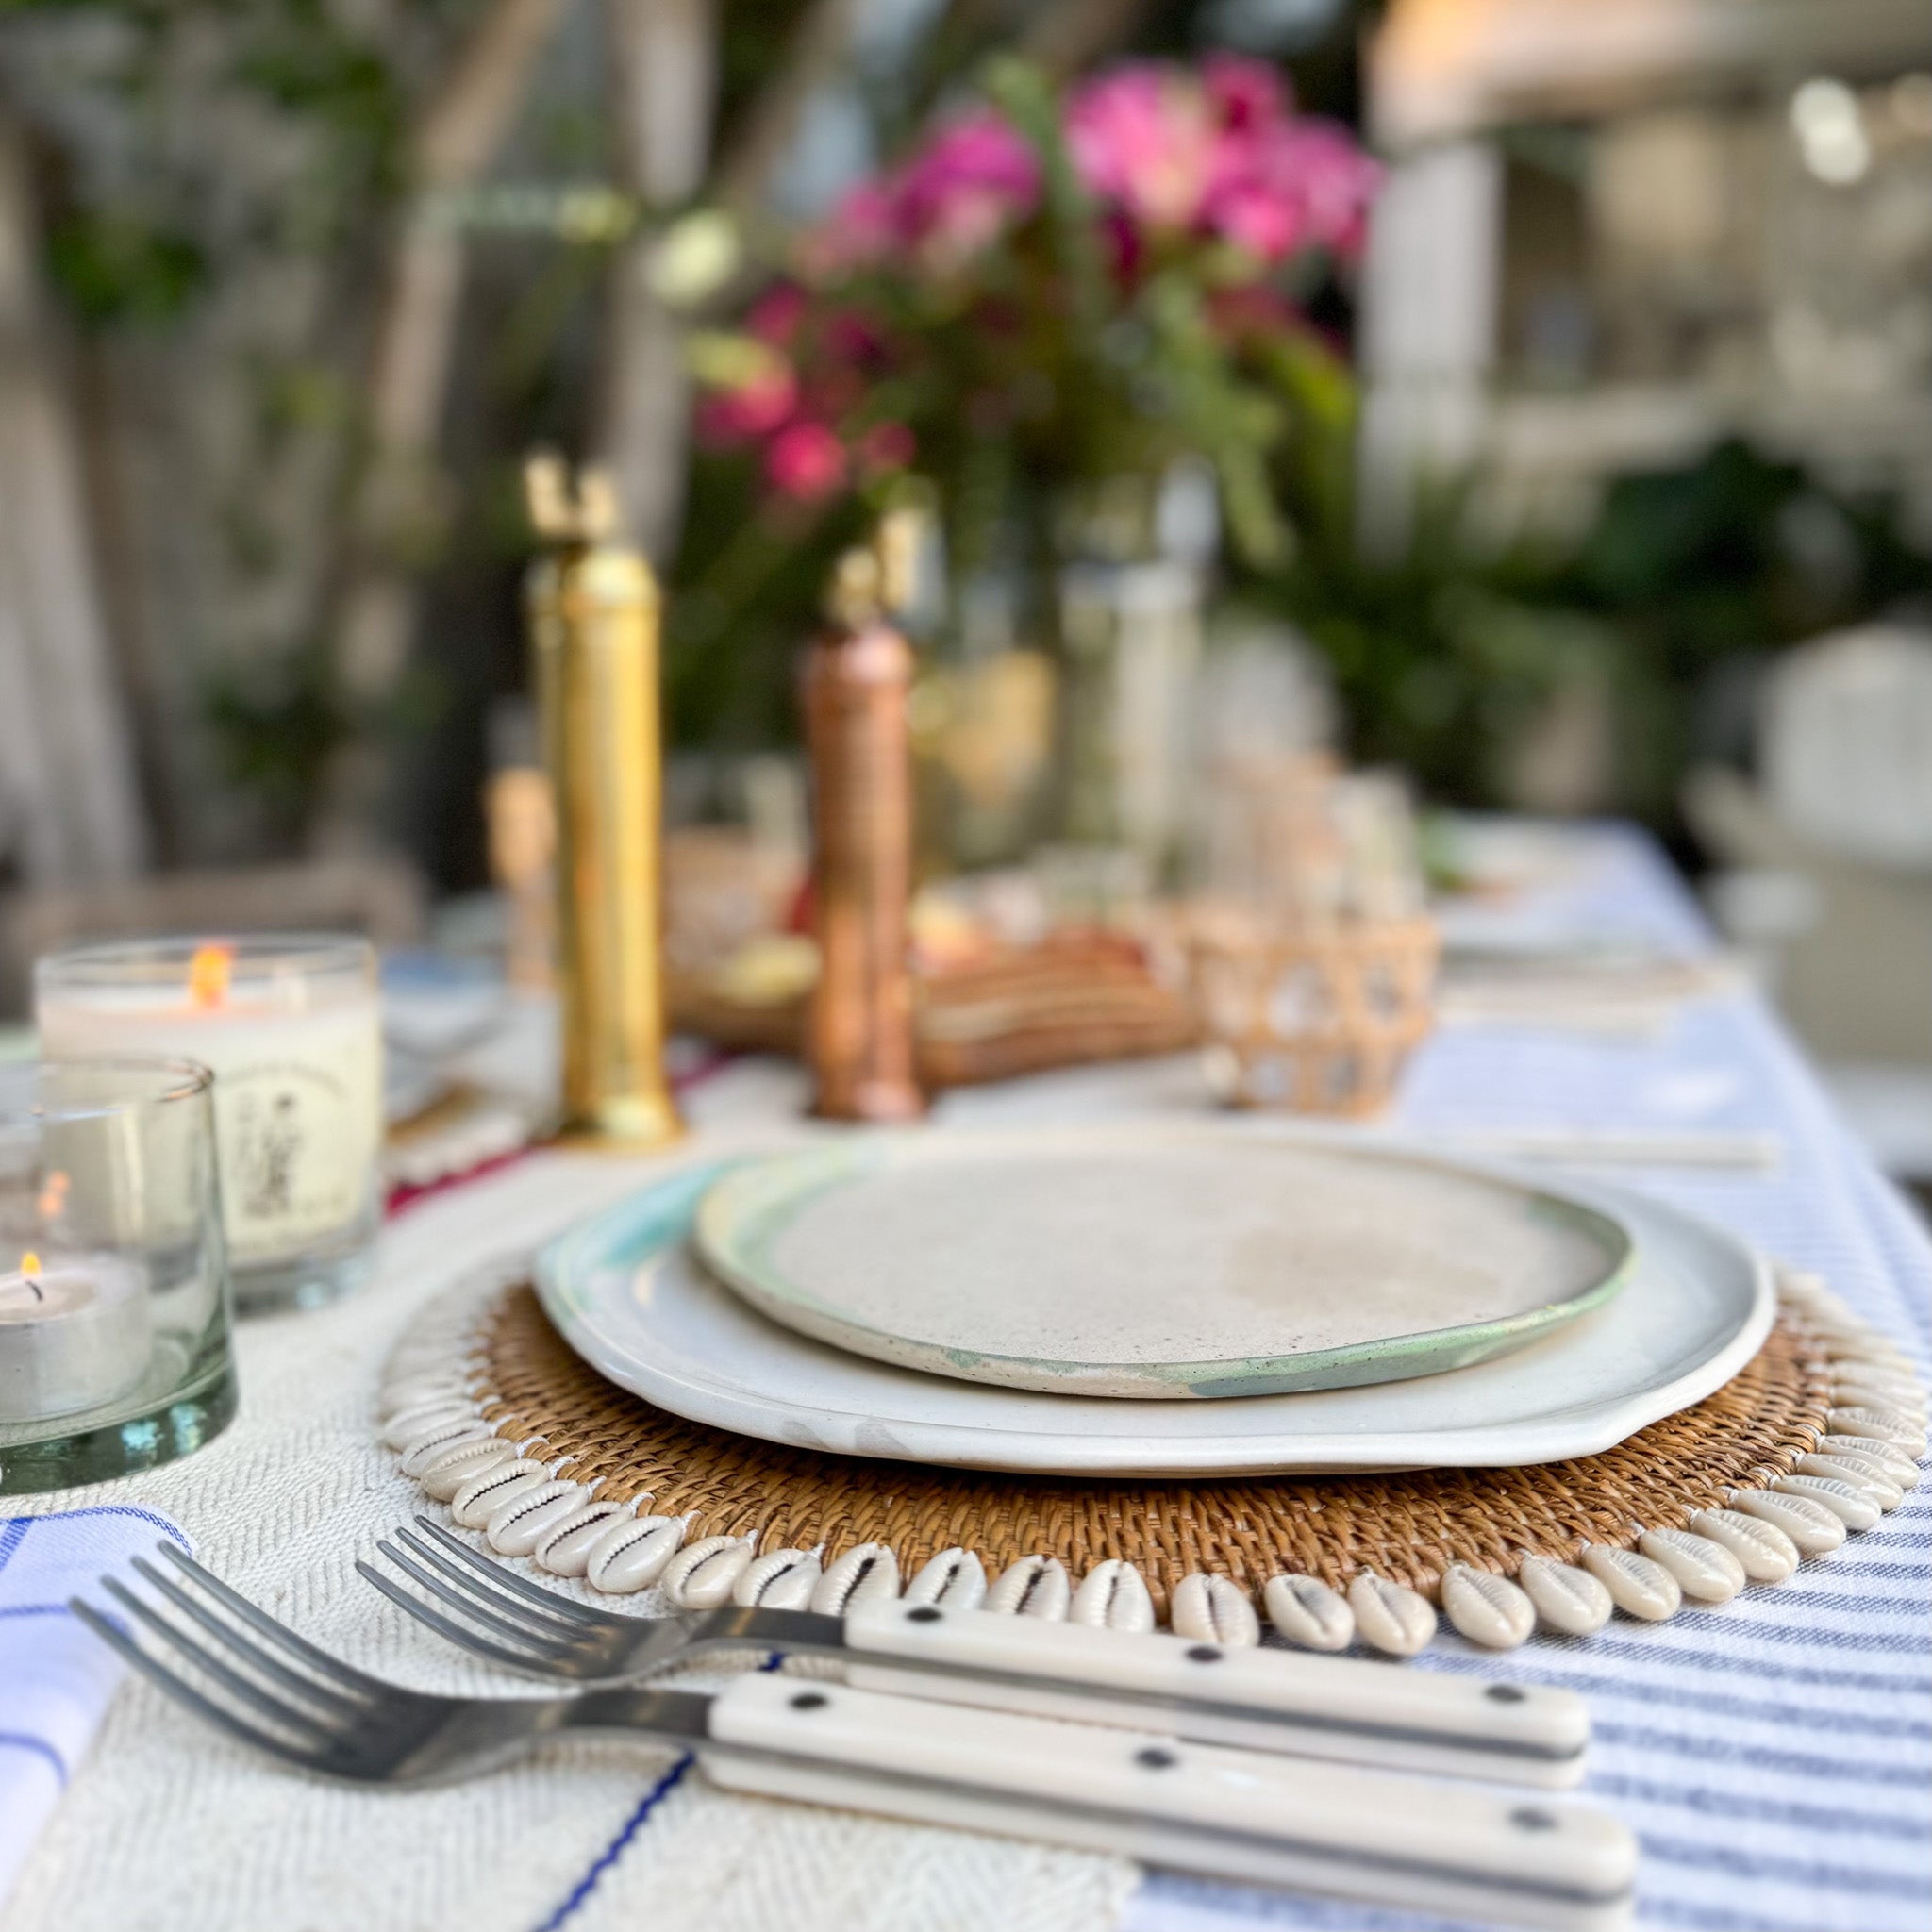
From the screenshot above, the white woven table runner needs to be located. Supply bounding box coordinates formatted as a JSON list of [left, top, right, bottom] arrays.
[[5, 825, 1928, 1932]]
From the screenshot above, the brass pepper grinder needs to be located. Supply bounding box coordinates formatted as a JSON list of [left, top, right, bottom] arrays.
[[803, 510, 927, 1122], [523, 453, 683, 1148]]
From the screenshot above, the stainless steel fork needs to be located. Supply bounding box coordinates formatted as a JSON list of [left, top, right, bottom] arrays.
[[74, 1543, 1634, 1932], [358, 1517, 1591, 1787]]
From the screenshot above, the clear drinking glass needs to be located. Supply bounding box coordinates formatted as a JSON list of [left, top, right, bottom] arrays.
[[0, 1058, 237, 1492], [36, 936, 384, 1310]]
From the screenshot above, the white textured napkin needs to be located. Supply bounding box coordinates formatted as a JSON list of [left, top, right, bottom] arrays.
[[0, 1505, 190, 1912]]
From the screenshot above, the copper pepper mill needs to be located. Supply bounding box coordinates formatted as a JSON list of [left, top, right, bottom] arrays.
[[802, 511, 926, 1122]]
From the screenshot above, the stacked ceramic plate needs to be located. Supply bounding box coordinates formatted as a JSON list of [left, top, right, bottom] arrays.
[[536, 1124, 1774, 1478]]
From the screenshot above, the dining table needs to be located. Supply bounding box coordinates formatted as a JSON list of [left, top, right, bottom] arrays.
[[3, 821, 1926, 1932]]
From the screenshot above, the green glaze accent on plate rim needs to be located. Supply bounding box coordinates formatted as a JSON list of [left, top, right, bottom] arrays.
[[691, 1126, 1639, 1401]]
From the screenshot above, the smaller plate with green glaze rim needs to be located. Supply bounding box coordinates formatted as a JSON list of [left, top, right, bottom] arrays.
[[692, 1124, 1637, 1400]]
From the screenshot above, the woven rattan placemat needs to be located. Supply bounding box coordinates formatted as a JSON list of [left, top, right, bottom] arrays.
[[469, 1279, 1832, 1611]]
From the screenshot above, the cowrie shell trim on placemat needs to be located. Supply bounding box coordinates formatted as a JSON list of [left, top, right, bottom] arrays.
[[375, 1261, 1925, 1659]]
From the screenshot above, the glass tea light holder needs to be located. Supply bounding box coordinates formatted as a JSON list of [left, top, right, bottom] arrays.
[[0, 1058, 237, 1493], [37, 937, 384, 1311]]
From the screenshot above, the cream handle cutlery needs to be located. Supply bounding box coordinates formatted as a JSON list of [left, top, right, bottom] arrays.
[[367, 1519, 1590, 1785], [78, 1545, 1634, 1932], [702, 1674, 1634, 1932]]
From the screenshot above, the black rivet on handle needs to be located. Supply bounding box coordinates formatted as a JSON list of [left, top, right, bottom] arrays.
[[1485, 1684, 1526, 1704], [790, 1691, 829, 1711], [1136, 1747, 1178, 1771], [907, 1606, 942, 1624], [1511, 1807, 1557, 1832], [1185, 1644, 1224, 1663]]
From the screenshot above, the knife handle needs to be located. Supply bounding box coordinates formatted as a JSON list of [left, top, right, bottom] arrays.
[[701, 1674, 1633, 1932], [838, 1600, 1589, 1788]]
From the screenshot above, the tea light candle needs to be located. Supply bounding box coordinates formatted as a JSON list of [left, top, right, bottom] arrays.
[[37, 938, 383, 1281], [0, 1251, 153, 1423]]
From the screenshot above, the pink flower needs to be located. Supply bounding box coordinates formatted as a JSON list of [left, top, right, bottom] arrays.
[[856, 421, 915, 476], [807, 181, 898, 277], [1206, 118, 1381, 263], [1067, 65, 1218, 231], [695, 362, 797, 444], [1202, 53, 1290, 132], [747, 283, 808, 345], [764, 421, 846, 501], [893, 109, 1041, 270]]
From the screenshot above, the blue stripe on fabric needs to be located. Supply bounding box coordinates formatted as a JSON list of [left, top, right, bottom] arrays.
[[1642, 1834, 1932, 1899], [526, 1656, 786, 1932], [0, 1731, 67, 1787], [0, 1604, 75, 1622], [1590, 1774, 1931, 1841], [528, 1754, 691, 1932], [1591, 1722, 1931, 1787], [1640, 1901, 1876, 1932], [0, 1518, 28, 1581], [1493, 1671, 1932, 1740]]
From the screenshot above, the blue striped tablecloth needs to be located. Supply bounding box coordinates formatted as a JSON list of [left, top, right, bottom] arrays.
[[1115, 828, 1932, 1932]]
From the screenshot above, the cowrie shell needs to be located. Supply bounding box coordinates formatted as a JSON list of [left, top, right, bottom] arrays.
[[1071, 1559, 1155, 1632], [1687, 1508, 1798, 1582], [1580, 1545, 1680, 1621], [662, 1536, 752, 1609], [985, 1554, 1069, 1620], [381, 1399, 468, 1451], [1347, 1573, 1435, 1656], [1636, 1529, 1743, 1603], [451, 1459, 549, 1528], [812, 1543, 901, 1616], [735, 1548, 822, 1610], [1730, 1487, 1846, 1556], [1827, 1407, 1925, 1454], [1517, 1556, 1612, 1636], [487, 1480, 591, 1557], [419, 1438, 518, 1503], [1820, 1434, 1920, 1486], [535, 1499, 633, 1576], [379, 1380, 475, 1428], [1263, 1574, 1354, 1651], [905, 1547, 987, 1611], [1795, 1452, 1902, 1510], [586, 1515, 683, 1593], [1170, 1574, 1259, 1647], [1828, 1360, 1924, 1397], [1441, 1565, 1535, 1648], [1772, 1475, 1879, 1531], [398, 1416, 495, 1476]]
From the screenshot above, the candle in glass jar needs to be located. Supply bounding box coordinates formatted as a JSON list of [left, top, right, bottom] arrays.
[[37, 938, 383, 1281], [0, 1251, 152, 1422]]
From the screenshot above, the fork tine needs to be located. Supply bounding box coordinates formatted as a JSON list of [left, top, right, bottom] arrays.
[[156, 1543, 391, 1699], [391, 1528, 590, 1637], [130, 1557, 365, 1717], [102, 1578, 341, 1742], [357, 1560, 580, 1675], [411, 1516, 610, 1624], [71, 1599, 330, 1774], [375, 1540, 576, 1656]]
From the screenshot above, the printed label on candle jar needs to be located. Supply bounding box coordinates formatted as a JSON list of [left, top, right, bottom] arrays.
[[214, 1037, 381, 1265]]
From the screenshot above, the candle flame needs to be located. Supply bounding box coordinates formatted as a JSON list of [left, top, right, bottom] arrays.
[[188, 942, 235, 1010], [21, 1252, 40, 1278]]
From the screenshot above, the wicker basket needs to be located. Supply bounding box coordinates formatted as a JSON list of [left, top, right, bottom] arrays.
[[1183, 909, 1441, 1116]]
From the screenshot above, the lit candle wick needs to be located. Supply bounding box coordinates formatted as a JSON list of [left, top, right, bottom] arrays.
[[19, 1252, 44, 1304], [188, 942, 235, 1011]]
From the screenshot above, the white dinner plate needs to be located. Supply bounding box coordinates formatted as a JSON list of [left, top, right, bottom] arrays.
[[535, 1132, 1774, 1476], [692, 1129, 1634, 1398]]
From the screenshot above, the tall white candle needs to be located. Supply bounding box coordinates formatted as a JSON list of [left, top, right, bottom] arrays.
[[0, 1252, 153, 1422], [38, 940, 383, 1274]]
